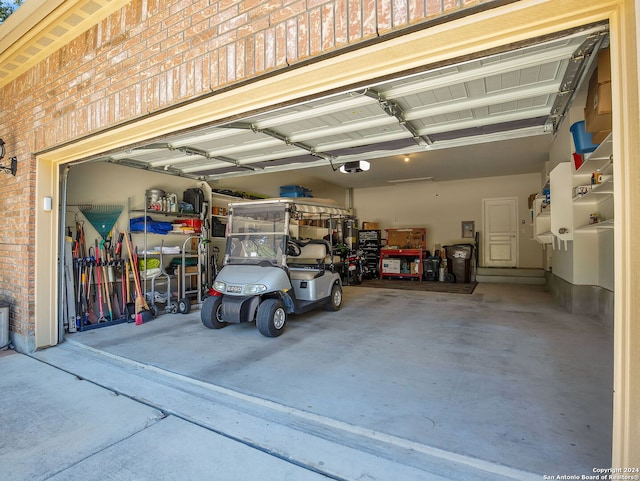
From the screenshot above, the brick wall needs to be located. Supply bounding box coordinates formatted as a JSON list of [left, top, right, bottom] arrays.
[[0, 0, 500, 348]]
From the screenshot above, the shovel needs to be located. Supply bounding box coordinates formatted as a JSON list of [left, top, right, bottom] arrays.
[[123, 232, 152, 325]]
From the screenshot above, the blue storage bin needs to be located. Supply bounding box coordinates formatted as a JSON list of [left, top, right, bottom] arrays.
[[570, 121, 599, 154], [280, 191, 313, 198], [280, 185, 312, 197]]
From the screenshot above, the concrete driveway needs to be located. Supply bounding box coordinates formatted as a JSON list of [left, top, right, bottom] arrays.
[[37, 283, 613, 480]]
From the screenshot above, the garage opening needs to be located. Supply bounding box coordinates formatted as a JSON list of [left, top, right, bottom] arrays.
[[60, 21, 611, 326], [52, 20, 615, 478]]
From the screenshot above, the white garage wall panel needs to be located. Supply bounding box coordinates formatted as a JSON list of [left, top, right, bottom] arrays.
[[353, 173, 543, 268], [67, 162, 202, 243]]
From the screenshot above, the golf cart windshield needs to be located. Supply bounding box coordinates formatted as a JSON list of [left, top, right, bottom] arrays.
[[224, 203, 289, 266]]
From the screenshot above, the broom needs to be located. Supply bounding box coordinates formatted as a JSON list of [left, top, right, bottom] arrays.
[[123, 231, 149, 325]]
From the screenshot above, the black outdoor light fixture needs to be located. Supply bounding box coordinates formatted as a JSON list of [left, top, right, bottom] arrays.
[[0, 138, 17, 176]]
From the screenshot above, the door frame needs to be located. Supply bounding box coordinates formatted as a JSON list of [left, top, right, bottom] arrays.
[[35, 0, 638, 466], [482, 197, 519, 268]]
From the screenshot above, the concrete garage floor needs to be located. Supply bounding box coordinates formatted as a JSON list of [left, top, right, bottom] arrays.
[[46, 283, 612, 479]]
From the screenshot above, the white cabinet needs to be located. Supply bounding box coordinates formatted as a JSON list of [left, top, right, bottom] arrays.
[[535, 133, 614, 251], [550, 162, 574, 248], [571, 133, 614, 233]]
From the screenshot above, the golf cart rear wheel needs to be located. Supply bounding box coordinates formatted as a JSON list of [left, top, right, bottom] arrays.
[[201, 296, 227, 329], [178, 297, 191, 314], [257, 299, 286, 337], [324, 283, 343, 311]]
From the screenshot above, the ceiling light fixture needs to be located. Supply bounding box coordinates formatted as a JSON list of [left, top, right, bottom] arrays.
[[0, 139, 17, 176], [387, 176, 434, 183], [339, 160, 370, 173]]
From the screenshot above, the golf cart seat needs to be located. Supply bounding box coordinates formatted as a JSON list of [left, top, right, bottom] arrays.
[[288, 240, 332, 280]]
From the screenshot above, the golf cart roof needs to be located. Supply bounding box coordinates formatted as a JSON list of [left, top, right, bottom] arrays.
[[227, 198, 352, 217]]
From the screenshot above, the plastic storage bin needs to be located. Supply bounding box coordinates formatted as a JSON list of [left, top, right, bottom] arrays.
[[570, 121, 599, 154], [280, 185, 313, 198]]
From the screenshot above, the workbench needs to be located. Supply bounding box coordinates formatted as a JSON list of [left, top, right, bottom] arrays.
[[379, 228, 427, 280]]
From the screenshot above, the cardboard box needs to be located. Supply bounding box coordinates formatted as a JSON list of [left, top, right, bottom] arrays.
[[586, 69, 612, 116], [585, 107, 612, 136], [591, 130, 611, 144], [597, 48, 611, 83], [382, 259, 401, 273], [583, 61, 612, 140], [362, 222, 379, 230]]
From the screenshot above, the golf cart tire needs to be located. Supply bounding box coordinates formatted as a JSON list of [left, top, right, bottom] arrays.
[[324, 282, 343, 311], [257, 299, 287, 337], [178, 297, 191, 314], [201, 296, 227, 329]]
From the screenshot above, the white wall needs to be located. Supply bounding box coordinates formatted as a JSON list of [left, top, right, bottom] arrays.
[[353, 173, 544, 268], [67, 162, 203, 246], [67, 163, 544, 268], [212, 171, 348, 206]]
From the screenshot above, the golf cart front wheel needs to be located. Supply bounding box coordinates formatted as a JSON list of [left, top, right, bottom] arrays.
[[178, 297, 191, 314], [201, 296, 227, 329], [256, 299, 287, 337]]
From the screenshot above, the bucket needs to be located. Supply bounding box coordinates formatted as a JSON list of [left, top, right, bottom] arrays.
[[146, 189, 165, 209], [573, 152, 584, 171], [570, 121, 598, 154]]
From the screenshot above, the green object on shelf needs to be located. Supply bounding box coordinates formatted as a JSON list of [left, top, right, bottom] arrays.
[[170, 257, 198, 266], [139, 258, 161, 270]]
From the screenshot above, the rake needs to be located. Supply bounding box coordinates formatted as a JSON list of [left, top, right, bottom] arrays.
[[78, 204, 124, 240]]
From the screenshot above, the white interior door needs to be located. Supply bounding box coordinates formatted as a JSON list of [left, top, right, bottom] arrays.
[[483, 197, 518, 267]]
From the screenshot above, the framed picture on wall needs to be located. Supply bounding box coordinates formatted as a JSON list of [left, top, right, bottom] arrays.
[[461, 221, 475, 239]]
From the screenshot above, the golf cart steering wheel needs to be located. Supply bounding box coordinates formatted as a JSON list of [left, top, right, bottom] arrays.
[[287, 240, 302, 257]]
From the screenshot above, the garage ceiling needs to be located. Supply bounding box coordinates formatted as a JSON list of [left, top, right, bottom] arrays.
[[96, 24, 608, 189]]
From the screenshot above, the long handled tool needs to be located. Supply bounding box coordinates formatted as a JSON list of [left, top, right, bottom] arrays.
[[99, 239, 113, 321], [94, 239, 107, 322], [123, 259, 130, 320], [115, 233, 127, 318], [123, 231, 151, 325], [86, 248, 98, 324], [105, 241, 122, 319]]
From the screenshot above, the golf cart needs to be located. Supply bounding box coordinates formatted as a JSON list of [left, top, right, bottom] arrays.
[[201, 198, 351, 337]]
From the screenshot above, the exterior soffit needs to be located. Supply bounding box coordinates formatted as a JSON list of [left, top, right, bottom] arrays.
[[0, 0, 130, 88]]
